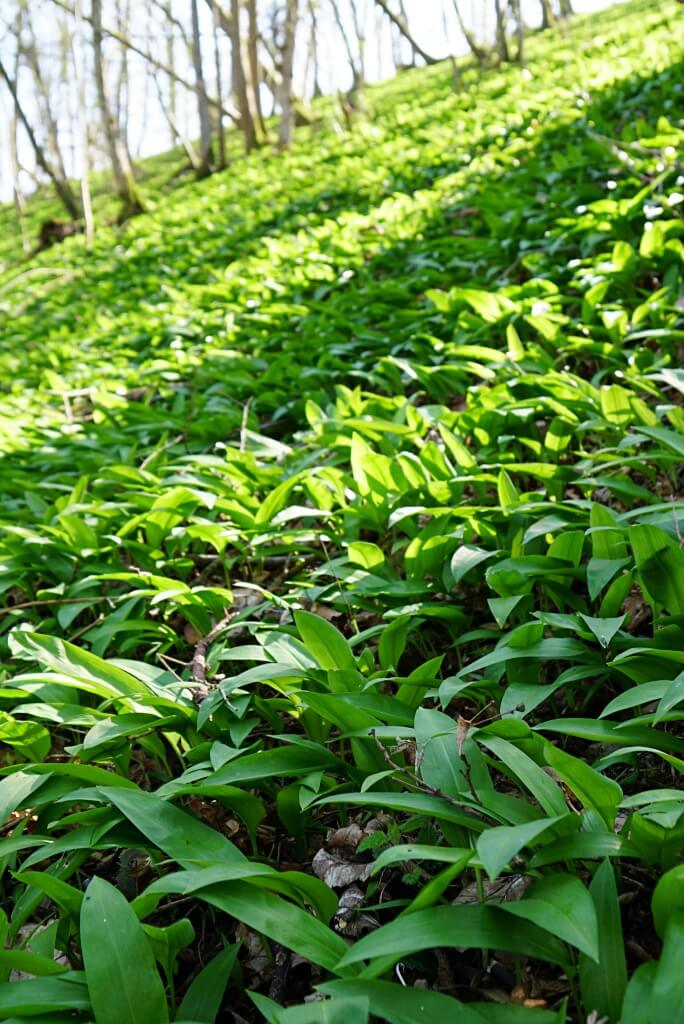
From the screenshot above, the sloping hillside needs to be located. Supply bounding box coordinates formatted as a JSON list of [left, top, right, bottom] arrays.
[[1, 1, 684, 1020]]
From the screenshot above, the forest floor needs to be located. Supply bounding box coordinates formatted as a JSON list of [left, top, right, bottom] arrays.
[[1, 2, 684, 1021]]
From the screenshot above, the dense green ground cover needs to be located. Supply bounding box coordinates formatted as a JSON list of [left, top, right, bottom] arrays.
[[1, 1, 684, 1020]]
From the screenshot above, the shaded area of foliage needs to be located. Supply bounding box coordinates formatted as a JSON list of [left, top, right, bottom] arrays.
[[0, 1, 684, 1021]]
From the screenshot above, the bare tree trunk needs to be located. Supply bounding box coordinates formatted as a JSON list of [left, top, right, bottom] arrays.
[[73, 0, 94, 242], [227, 0, 258, 152], [8, 19, 30, 254], [558, 0, 573, 17], [191, 0, 213, 176], [115, 0, 133, 165], [441, 0, 461, 89], [92, 0, 143, 215], [452, 0, 487, 65], [153, 74, 201, 170], [18, 3, 71, 185], [493, 0, 509, 62], [511, 0, 524, 63], [210, 1, 226, 168], [330, 0, 362, 90], [373, 0, 438, 65], [307, 0, 322, 98], [246, 0, 267, 141], [349, 0, 367, 89], [51, 0, 236, 123], [540, 0, 555, 29], [163, 3, 179, 146], [278, 0, 299, 148], [0, 57, 81, 220]]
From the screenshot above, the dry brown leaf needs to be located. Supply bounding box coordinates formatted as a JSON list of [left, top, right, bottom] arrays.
[[312, 849, 371, 888]]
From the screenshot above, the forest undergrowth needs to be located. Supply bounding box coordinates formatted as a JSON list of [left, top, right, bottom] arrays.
[[0, 2, 684, 1020]]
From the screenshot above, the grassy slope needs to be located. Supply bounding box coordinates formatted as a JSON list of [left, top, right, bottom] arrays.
[[0, 1, 684, 1020]]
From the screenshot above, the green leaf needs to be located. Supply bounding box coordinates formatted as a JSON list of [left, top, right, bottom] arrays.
[[497, 470, 520, 514], [414, 708, 467, 797], [9, 632, 148, 699], [370, 845, 471, 875], [0, 975, 91, 1016], [578, 613, 625, 649], [450, 545, 498, 585], [0, 949, 69, 977], [251, 992, 370, 1024], [293, 611, 356, 671], [476, 817, 567, 880], [184, 882, 350, 973], [542, 743, 622, 827], [335, 904, 568, 969], [80, 877, 168, 1024], [176, 942, 240, 1023], [503, 873, 599, 961], [652, 863, 684, 938], [579, 861, 627, 1023], [621, 963, 656, 1024], [318, 980, 488, 1024], [655, 670, 684, 724], [649, 909, 684, 1024], [315, 791, 487, 831], [100, 786, 246, 865]]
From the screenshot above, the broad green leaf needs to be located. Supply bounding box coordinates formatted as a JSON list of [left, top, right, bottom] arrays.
[[9, 632, 147, 699], [649, 909, 684, 1024], [579, 861, 627, 1023], [100, 787, 247, 865], [176, 942, 240, 1023], [293, 611, 355, 671], [0, 975, 91, 1016], [414, 708, 467, 797], [335, 904, 568, 968], [315, 791, 487, 831], [503, 873, 599, 960], [652, 864, 684, 938], [80, 877, 168, 1024], [578, 613, 625, 649], [370, 845, 471, 875], [543, 744, 621, 827], [476, 817, 567, 880], [318, 980, 488, 1024]]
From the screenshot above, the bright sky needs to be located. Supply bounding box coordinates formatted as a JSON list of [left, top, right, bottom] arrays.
[[0, 0, 627, 207]]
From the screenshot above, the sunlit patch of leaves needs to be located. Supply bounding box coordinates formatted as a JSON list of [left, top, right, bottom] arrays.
[[0, 0, 684, 1020]]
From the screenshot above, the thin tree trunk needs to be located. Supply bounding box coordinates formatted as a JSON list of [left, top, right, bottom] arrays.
[[191, 0, 213, 176], [511, 0, 524, 63], [349, 0, 367, 89], [307, 0, 322, 97], [493, 0, 509, 62], [50, 0, 236, 122], [163, 4, 178, 146], [246, 0, 267, 141], [73, 0, 94, 242], [330, 0, 362, 90], [558, 0, 573, 17], [452, 0, 487, 65], [373, 0, 438, 65], [0, 57, 81, 219], [8, 20, 30, 254], [278, 0, 299, 148], [18, 2, 74, 188], [228, 0, 258, 152], [210, 2, 227, 167], [441, 0, 461, 89], [92, 0, 143, 215], [153, 74, 201, 170], [540, 0, 555, 29], [115, 0, 133, 164]]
